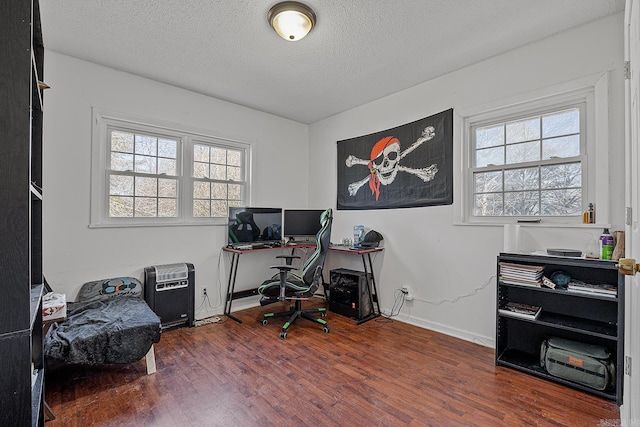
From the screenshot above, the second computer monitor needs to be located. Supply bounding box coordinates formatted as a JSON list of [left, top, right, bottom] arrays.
[[283, 209, 325, 243]]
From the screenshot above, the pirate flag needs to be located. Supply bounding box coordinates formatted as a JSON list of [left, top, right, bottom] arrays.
[[337, 108, 453, 210]]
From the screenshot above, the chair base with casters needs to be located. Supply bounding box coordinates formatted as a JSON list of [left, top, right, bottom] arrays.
[[262, 298, 329, 339], [259, 265, 330, 339]]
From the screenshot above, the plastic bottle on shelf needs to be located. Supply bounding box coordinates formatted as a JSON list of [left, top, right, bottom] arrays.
[[599, 228, 614, 260]]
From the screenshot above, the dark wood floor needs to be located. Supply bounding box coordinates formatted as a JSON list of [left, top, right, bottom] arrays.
[[45, 299, 619, 426]]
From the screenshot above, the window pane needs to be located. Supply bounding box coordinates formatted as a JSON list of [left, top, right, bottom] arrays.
[[227, 150, 242, 167], [475, 125, 504, 149], [135, 155, 157, 174], [135, 177, 157, 197], [475, 193, 503, 216], [474, 171, 502, 193], [211, 147, 226, 164], [211, 164, 226, 180], [476, 146, 504, 167], [193, 162, 209, 178], [504, 167, 539, 191], [158, 139, 177, 158], [193, 200, 210, 217], [506, 141, 540, 164], [110, 196, 133, 217], [540, 163, 581, 189], [542, 135, 580, 159], [228, 166, 241, 181], [158, 158, 177, 175], [110, 175, 133, 196], [194, 145, 210, 162], [193, 181, 210, 199], [211, 200, 228, 217], [212, 183, 227, 199], [229, 184, 242, 200], [135, 135, 157, 156], [542, 108, 579, 138], [504, 191, 539, 215], [158, 178, 177, 198], [135, 198, 157, 217], [158, 198, 177, 217], [506, 118, 539, 144], [111, 131, 134, 153], [111, 152, 133, 171], [541, 189, 581, 215]]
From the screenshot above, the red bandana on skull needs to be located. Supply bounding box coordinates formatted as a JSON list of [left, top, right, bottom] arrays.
[[368, 136, 399, 201]]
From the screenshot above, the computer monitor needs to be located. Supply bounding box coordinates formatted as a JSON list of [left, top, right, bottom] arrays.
[[228, 207, 282, 244], [283, 209, 325, 243]]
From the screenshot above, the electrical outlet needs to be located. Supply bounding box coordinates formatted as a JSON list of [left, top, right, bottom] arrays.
[[625, 356, 632, 376], [202, 287, 207, 296], [401, 286, 413, 301]]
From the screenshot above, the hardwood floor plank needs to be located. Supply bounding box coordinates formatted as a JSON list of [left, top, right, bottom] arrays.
[[45, 299, 619, 426]]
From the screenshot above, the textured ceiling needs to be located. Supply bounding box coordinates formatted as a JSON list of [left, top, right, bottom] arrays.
[[40, 0, 624, 124]]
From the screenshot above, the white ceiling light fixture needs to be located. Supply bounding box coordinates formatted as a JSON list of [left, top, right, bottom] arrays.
[[268, 1, 316, 41]]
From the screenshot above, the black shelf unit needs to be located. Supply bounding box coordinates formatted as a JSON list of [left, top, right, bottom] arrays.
[[496, 253, 624, 405], [0, 0, 46, 425]]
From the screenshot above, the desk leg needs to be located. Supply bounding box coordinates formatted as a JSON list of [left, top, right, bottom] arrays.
[[224, 252, 243, 324], [356, 252, 381, 325]]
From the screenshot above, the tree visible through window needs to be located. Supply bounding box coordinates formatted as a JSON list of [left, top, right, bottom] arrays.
[[472, 107, 583, 217], [108, 129, 179, 218], [92, 110, 252, 227], [192, 143, 244, 218]]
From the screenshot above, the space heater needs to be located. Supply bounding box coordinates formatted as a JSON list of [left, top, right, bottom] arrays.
[[144, 262, 195, 329]]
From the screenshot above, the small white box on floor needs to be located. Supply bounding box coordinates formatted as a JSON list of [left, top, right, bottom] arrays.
[[43, 292, 67, 321]]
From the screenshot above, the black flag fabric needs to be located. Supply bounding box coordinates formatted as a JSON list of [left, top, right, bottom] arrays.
[[337, 108, 453, 210]]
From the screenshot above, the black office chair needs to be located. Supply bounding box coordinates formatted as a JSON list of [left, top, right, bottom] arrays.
[[257, 208, 333, 339]]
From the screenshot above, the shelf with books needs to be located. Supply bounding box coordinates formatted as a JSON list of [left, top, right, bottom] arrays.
[[496, 253, 624, 405]]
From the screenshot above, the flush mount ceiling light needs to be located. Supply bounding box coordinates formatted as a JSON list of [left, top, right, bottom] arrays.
[[268, 1, 316, 41]]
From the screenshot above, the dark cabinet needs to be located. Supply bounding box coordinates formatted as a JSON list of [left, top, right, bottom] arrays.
[[0, 0, 46, 424], [496, 253, 624, 404]]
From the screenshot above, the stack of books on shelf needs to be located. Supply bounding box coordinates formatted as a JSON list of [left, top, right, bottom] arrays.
[[499, 262, 544, 287], [498, 302, 542, 320], [567, 281, 617, 298]]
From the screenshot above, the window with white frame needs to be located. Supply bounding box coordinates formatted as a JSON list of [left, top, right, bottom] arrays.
[[91, 110, 250, 227], [472, 105, 584, 217], [108, 129, 180, 218], [458, 73, 610, 225], [192, 142, 244, 217]]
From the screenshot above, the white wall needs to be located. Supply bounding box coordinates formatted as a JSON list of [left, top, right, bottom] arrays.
[[42, 52, 310, 319], [309, 14, 626, 346], [43, 13, 625, 340]]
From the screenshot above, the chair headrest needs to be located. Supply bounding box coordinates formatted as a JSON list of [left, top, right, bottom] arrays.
[[320, 208, 333, 226]]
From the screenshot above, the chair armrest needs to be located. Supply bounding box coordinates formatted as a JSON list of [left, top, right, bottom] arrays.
[[269, 264, 298, 272]]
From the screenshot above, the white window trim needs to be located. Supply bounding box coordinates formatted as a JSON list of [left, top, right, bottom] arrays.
[[454, 72, 610, 227], [90, 108, 253, 228]]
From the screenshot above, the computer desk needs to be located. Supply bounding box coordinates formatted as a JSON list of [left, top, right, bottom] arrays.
[[221, 244, 383, 324]]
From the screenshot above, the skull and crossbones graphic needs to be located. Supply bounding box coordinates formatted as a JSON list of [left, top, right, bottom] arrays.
[[345, 126, 438, 200]]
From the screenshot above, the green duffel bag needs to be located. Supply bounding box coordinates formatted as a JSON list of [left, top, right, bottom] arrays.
[[540, 337, 615, 391]]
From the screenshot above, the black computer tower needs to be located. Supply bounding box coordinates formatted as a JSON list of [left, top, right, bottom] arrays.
[[329, 268, 373, 320], [144, 262, 195, 329]]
